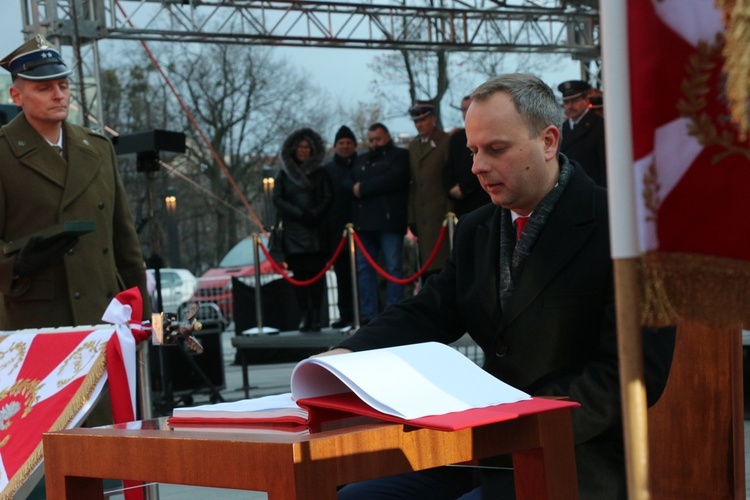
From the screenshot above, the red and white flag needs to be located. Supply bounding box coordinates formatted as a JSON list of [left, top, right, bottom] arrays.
[[0, 288, 148, 498], [603, 0, 750, 327], [628, 0, 750, 260]]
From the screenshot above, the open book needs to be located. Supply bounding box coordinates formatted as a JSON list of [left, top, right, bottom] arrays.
[[169, 342, 578, 432]]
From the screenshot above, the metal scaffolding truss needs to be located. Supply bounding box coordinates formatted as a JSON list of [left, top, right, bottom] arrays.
[[18, 0, 599, 130], [24, 1, 598, 57]]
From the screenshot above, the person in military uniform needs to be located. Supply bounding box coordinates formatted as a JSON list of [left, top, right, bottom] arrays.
[[558, 80, 607, 187], [407, 100, 452, 280], [0, 35, 150, 329]]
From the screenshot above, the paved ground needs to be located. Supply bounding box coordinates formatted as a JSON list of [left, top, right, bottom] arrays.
[[97, 328, 750, 498]]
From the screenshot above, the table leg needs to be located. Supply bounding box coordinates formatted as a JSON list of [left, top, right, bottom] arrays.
[[512, 410, 578, 500], [240, 347, 250, 398], [45, 474, 104, 500]]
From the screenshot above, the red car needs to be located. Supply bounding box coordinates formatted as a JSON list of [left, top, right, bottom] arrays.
[[190, 236, 276, 324]]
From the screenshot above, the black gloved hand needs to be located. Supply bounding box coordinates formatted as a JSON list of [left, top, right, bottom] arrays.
[[13, 235, 79, 277], [300, 211, 317, 226]]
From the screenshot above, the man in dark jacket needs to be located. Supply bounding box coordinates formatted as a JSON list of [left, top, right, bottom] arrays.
[[329, 74, 673, 499], [444, 95, 491, 217], [323, 126, 358, 328], [347, 123, 410, 322], [558, 79, 607, 187]]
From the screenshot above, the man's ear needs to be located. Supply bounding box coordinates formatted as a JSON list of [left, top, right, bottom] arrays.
[[9, 85, 22, 108], [542, 125, 561, 161]]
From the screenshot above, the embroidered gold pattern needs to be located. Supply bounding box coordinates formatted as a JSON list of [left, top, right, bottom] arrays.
[[716, 0, 750, 139], [675, 34, 750, 162], [641, 161, 661, 222], [0, 341, 26, 373], [56, 340, 104, 388], [0, 379, 42, 440]]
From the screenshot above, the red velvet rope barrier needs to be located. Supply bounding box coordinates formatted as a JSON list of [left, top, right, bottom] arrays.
[[258, 233, 347, 286], [352, 225, 447, 285], [256, 217, 450, 287]]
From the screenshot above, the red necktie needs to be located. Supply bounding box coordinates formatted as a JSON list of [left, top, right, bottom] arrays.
[[515, 216, 529, 239]]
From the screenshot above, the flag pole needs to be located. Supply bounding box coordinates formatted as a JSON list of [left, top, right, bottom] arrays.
[[599, 1, 651, 498]]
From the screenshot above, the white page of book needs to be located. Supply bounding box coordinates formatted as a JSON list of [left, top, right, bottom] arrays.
[[172, 392, 305, 420], [291, 342, 530, 420]]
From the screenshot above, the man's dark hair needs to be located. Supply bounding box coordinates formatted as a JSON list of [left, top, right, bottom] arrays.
[[471, 73, 565, 137], [368, 122, 390, 134]]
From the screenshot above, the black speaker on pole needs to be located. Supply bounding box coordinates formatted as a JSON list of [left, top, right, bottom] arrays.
[[112, 129, 187, 172]]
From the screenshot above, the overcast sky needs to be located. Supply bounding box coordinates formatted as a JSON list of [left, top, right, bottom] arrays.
[[0, 2, 582, 136]]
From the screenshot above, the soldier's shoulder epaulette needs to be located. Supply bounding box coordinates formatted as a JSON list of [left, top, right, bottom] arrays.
[[84, 127, 110, 140], [81, 127, 116, 147]]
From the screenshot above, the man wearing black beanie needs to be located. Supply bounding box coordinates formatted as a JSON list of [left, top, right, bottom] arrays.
[[323, 125, 358, 328]]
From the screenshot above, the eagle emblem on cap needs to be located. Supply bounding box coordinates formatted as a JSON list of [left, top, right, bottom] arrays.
[[35, 34, 51, 49]]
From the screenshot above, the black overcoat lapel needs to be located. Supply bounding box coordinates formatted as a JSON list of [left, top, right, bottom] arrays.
[[474, 206, 503, 325], [562, 112, 596, 150], [500, 171, 597, 329]]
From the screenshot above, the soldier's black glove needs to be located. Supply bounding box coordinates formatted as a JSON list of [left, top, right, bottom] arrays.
[[13, 235, 79, 277]]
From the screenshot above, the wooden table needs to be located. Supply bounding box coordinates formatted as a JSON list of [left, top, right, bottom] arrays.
[[43, 405, 578, 499]]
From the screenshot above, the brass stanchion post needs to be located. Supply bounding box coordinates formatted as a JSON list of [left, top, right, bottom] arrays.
[[244, 234, 278, 335], [446, 212, 457, 252], [347, 224, 360, 332]]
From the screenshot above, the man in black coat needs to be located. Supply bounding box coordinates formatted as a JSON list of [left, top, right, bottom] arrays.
[[323, 126, 358, 328], [347, 123, 410, 323], [559, 80, 607, 187], [444, 95, 491, 217], [329, 74, 673, 499]]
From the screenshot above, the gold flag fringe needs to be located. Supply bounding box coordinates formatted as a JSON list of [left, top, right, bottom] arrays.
[[640, 251, 750, 329], [717, 0, 750, 139], [2, 349, 108, 499]]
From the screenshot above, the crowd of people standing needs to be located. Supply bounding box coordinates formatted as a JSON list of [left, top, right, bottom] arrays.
[[271, 77, 608, 331]]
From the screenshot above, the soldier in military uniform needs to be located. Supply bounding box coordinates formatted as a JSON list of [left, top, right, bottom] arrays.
[[407, 101, 452, 279], [0, 35, 150, 329], [558, 80, 607, 187]]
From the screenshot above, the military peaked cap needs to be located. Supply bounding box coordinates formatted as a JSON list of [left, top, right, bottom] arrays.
[[0, 34, 73, 81]]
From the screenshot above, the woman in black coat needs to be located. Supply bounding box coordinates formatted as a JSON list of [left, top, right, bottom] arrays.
[[272, 128, 333, 331]]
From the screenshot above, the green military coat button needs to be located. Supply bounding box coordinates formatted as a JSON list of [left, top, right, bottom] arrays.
[[67, 247, 75, 255], [102, 247, 109, 254], [74, 292, 81, 299], [98, 202, 105, 209], [495, 346, 508, 357]]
